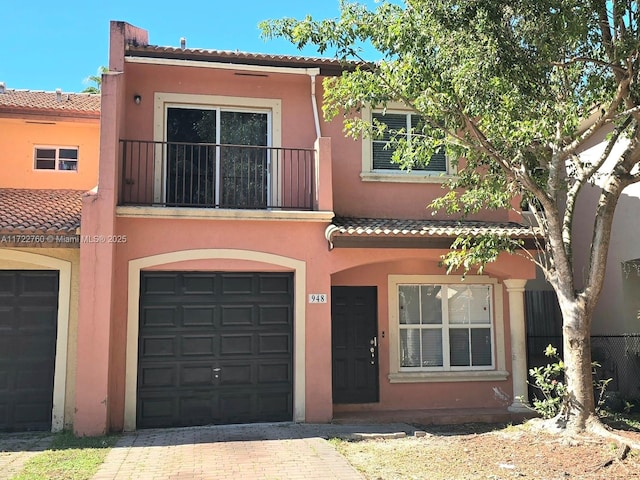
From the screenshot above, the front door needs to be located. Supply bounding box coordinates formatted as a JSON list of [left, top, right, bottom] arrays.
[[331, 286, 379, 403]]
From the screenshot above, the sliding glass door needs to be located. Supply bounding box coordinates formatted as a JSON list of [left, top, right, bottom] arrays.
[[166, 106, 269, 208]]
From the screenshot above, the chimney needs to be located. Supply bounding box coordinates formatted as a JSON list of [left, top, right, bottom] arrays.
[[0, 82, 5, 94], [180, 37, 186, 50], [56, 88, 62, 102]]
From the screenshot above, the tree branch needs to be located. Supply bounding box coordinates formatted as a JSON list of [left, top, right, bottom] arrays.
[[559, 76, 630, 160], [551, 56, 627, 75], [594, 1, 619, 80], [583, 136, 640, 309]]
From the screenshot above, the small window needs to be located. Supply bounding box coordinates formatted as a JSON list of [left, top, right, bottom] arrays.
[[372, 112, 447, 173], [34, 147, 78, 171]]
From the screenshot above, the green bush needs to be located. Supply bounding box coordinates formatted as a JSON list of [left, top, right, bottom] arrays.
[[527, 344, 612, 419]]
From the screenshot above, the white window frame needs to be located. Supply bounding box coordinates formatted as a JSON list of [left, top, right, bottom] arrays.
[[153, 93, 281, 205], [388, 275, 508, 383], [360, 104, 456, 184], [34, 146, 79, 172]]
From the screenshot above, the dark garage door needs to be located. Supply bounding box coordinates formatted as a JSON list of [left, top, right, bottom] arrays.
[[0, 271, 59, 432], [138, 271, 293, 428]]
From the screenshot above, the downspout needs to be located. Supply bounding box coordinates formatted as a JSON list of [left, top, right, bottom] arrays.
[[308, 69, 321, 138], [308, 69, 322, 211]]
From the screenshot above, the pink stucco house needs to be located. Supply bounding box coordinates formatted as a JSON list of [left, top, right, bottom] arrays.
[[73, 21, 538, 435]]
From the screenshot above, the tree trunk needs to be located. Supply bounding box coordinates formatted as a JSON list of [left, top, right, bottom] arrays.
[[557, 297, 597, 432]]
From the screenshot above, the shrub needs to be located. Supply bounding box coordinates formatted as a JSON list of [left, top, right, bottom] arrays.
[[527, 344, 612, 419]]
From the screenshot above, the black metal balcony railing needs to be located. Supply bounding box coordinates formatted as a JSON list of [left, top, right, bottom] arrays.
[[120, 140, 316, 210]]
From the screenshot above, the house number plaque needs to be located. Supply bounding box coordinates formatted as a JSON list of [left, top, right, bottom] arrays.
[[308, 294, 327, 303]]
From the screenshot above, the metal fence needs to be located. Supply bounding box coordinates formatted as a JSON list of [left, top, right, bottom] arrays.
[[527, 334, 640, 400]]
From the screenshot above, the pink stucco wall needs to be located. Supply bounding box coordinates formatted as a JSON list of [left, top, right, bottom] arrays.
[[117, 60, 515, 221], [329, 256, 530, 412], [73, 21, 537, 434], [105, 217, 333, 430], [75, 67, 127, 436], [97, 215, 533, 430]]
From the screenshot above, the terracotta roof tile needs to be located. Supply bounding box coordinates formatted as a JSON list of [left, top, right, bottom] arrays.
[[0, 88, 100, 116], [0, 189, 84, 235], [327, 217, 540, 240]]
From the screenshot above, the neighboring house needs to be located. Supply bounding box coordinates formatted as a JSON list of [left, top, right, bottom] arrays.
[[571, 126, 640, 336], [70, 21, 538, 435], [523, 123, 640, 401], [0, 84, 100, 431], [569, 128, 640, 398]]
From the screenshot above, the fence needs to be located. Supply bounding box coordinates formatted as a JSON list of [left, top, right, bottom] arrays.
[[527, 334, 640, 400], [525, 290, 640, 401]]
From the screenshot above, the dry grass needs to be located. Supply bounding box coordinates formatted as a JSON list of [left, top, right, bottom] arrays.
[[330, 421, 640, 480]]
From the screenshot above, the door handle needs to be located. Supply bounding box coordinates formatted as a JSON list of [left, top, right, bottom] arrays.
[[369, 336, 377, 365], [212, 367, 221, 380]]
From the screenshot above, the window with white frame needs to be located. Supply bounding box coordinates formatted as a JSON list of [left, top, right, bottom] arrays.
[[398, 284, 493, 370], [372, 111, 447, 173], [34, 146, 79, 171]]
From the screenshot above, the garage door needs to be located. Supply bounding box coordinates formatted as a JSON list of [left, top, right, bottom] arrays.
[[0, 271, 59, 432], [138, 272, 293, 428]]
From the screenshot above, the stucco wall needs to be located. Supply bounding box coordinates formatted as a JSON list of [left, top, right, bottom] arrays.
[[119, 62, 513, 222], [569, 126, 640, 334], [0, 117, 99, 190], [102, 216, 333, 430], [100, 214, 534, 429], [572, 183, 640, 334], [329, 254, 532, 412]]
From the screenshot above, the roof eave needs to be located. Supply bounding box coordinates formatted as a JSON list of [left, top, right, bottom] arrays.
[[0, 107, 100, 121], [125, 44, 362, 76], [328, 234, 540, 250]]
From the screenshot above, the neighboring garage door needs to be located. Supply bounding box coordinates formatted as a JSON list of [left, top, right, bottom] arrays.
[[138, 271, 293, 428], [0, 271, 59, 432]]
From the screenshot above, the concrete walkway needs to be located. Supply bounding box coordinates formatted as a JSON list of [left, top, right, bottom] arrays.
[[92, 423, 414, 480]]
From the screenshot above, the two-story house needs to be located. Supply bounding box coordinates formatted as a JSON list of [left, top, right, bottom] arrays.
[[72, 21, 537, 435], [0, 84, 100, 431]]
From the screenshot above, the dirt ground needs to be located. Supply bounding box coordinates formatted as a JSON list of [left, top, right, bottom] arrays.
[[333, 421, 640, 480]]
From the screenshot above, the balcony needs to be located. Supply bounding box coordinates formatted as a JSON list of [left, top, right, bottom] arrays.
[[119, 140, 317, 211]]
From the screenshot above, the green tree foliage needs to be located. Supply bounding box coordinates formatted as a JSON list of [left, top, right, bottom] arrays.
[[262, 1, 640, 432]]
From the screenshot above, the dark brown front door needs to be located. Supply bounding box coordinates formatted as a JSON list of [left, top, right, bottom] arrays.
[[137, 272, 293, 428], [331, 286, 379, 403], [0, 271, 59, 432]]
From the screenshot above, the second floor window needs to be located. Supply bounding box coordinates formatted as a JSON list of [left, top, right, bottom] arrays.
[[372, 112, 447, 173], [34, 147, 78, 171]]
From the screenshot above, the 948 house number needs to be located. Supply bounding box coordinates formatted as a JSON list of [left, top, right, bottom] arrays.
[[308, 294, 327, 304]]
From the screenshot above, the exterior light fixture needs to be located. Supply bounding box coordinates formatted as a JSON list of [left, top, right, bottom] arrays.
[[134, 94, 142, 105]]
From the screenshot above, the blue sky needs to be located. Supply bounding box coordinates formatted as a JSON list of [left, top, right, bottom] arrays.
[[0, 0, 382, 93]]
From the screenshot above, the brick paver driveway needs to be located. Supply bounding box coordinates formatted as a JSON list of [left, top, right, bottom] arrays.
[[92, 423, 412, 480], [0, 432, 53, 479]]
